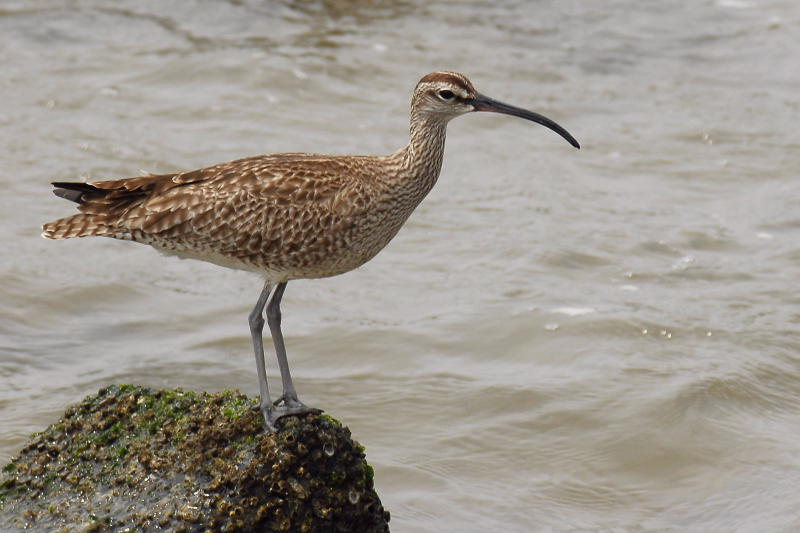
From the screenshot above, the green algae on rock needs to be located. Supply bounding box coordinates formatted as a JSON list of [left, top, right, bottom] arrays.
[[0, 385, 390, 532]]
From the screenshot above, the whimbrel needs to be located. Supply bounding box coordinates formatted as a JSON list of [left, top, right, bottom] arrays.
[[42, 71, 579, 431]]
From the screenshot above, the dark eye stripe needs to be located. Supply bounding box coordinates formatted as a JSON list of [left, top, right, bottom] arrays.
[[438, 90, 455, 100]]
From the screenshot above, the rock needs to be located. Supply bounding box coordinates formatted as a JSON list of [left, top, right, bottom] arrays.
[[0, 385, 390, 532]]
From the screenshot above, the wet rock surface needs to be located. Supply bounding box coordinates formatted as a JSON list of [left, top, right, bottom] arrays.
[[0, 385, 390, 532]]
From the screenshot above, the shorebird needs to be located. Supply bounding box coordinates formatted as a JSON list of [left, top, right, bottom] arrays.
[[42, 71, 579, 431]]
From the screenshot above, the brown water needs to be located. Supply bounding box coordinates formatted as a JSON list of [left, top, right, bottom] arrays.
[[3, 1, 800, 531]]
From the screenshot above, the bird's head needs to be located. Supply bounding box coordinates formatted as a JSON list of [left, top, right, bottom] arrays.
[[411, 71, 580, 149]]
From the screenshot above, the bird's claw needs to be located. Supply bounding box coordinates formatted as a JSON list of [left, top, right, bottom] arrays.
[[273, 393, 319, 411], [259, 399, 322, 433]]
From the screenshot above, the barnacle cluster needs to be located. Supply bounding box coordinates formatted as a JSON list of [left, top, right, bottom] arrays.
[[0, 385, 389, 532]]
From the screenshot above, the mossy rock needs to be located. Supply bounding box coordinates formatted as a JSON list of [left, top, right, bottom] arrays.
[[0, 385, 390, 532]]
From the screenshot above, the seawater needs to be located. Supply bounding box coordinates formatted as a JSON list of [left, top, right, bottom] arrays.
[[2, 1, 800, 531]]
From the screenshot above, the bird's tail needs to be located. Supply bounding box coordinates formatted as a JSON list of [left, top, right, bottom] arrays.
[[42, 213, 120, 240], [42, 182, 119, 240]]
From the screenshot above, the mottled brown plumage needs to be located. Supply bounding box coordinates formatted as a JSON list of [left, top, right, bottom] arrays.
[[46, 153, 421, 281], [42, 71, 579, 431]]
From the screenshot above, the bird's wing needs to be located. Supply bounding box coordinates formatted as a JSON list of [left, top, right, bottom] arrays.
[[50, 154, 374, 259]]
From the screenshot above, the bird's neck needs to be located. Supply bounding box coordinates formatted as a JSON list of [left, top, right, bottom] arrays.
[[386, 117, 448, 205]]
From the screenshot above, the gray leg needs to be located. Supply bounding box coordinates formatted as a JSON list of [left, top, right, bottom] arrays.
[[249, 283, 279, 431], [266, 282, 320, 418]]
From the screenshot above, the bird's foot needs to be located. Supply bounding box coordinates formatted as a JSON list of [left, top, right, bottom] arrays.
[[273, 392, 319, 410], [259, 398, 322, 433]]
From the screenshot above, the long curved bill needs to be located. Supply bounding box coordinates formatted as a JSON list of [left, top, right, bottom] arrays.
[[467, 93, 580, 149]]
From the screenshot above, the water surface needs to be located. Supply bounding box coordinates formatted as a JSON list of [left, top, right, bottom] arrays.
[[2, 1, 800, 531]]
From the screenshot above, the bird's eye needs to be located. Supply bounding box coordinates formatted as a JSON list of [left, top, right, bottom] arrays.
[[438, 90, 455, 100]]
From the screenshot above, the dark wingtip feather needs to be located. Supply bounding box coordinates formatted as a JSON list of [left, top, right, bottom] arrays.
[[53, 188, 85, 203], [51, 182, 100, 204]]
